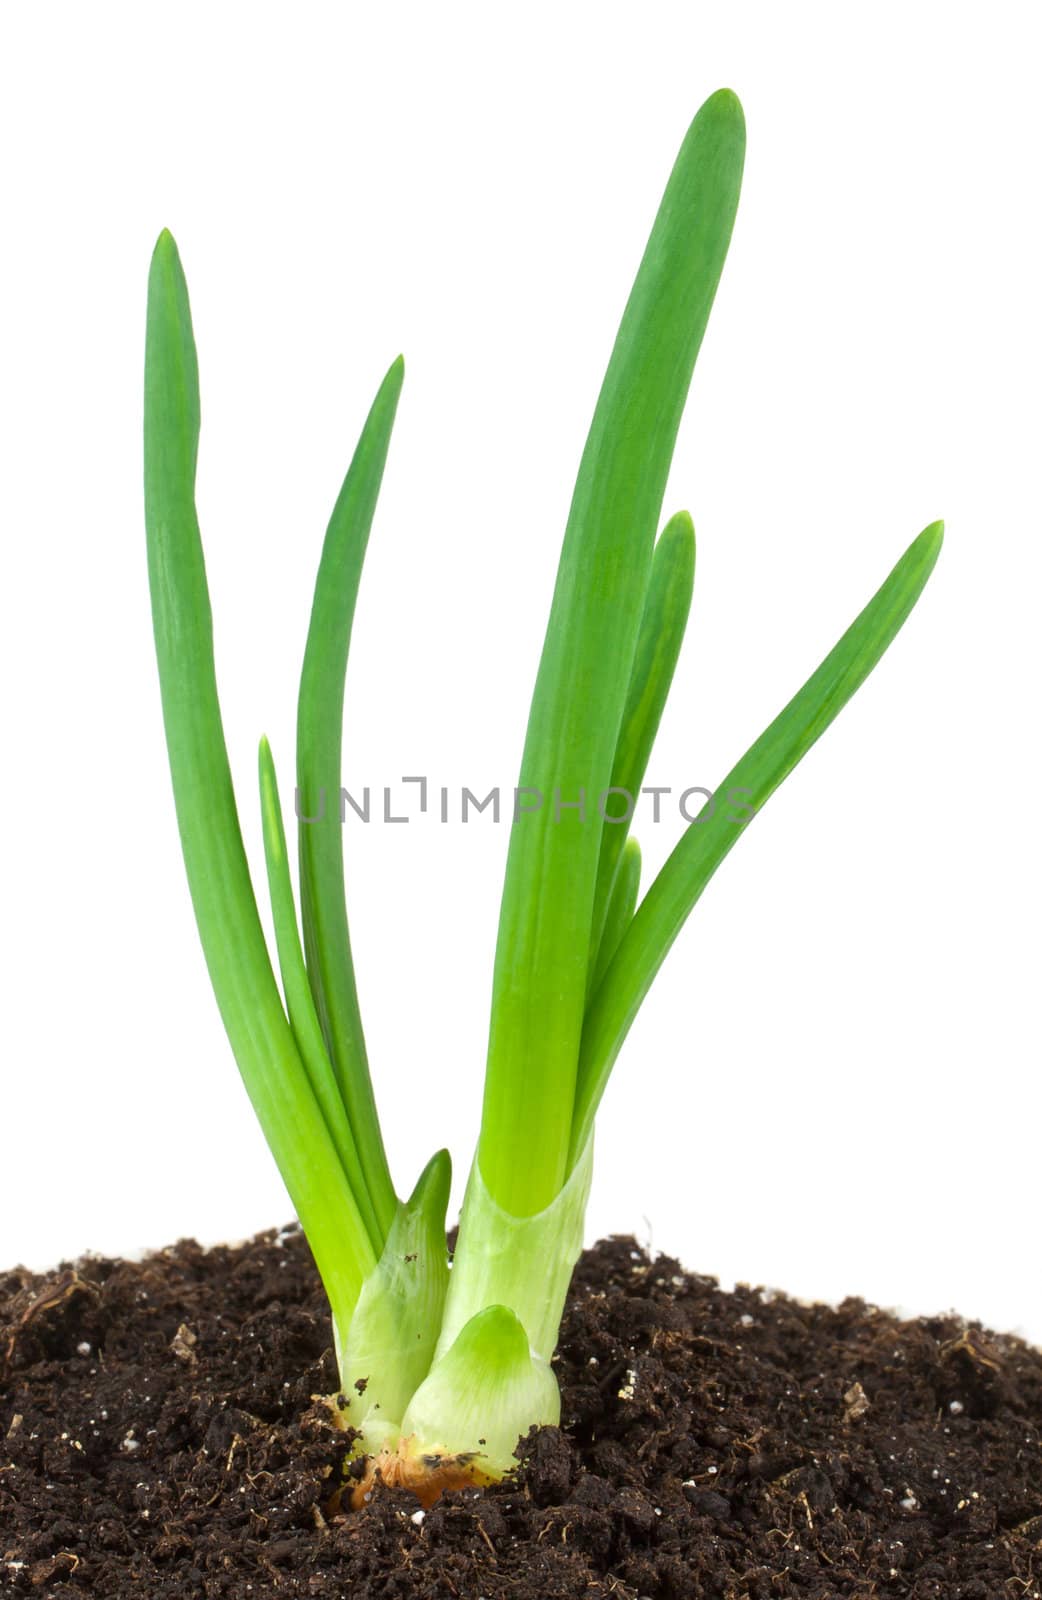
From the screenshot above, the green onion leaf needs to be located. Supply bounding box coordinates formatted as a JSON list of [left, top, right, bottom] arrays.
[[400, 1304, 560, 1481], [570, 520, 944, 1159], [296, 357, 404, 1245], [338, 1149, 451, 1450], [257, 736, 383, 1252], [144, 230, 376, 1320], [589, 836, 642, 1001], [481, 90, 745, 1216], [588, 511, 695, 983]]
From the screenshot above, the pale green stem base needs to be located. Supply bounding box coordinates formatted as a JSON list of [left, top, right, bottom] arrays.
[[437, 1137, 594, 1365]]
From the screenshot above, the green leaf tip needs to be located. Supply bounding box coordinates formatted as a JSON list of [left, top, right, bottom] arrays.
[[374, 353, 406, 407], [665, 506, 695, 540], [680, 88, 746, 177], [257, 736, 278, 846], [448, 1303, 529, 1373], [920, 519, 945, 559], [148, 229, 187, 297], [407, 1146, 452, 1226], [400, 1302, 560, 1479], [706, 86, 745, 122]]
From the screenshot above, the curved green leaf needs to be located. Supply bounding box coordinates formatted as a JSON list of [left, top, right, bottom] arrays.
[[296, 357, 404, 1244], [570, 521, 944, 1159], [144, 231, 376, 1322]]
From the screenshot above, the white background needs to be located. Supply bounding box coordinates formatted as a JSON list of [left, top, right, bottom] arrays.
[[2, 4, 1039, 1340]]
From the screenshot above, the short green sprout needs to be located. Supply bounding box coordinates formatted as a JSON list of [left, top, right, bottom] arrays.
[[143, 88, 942, 1501]]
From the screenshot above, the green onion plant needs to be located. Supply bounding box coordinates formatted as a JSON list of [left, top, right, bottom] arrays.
[[144, 88, 942, 1501]]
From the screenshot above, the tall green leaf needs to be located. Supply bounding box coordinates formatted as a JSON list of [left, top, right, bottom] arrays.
[[480, 91, 746, 1215], [144, 231, 376, 1319], [296, 358, 404, 1244]]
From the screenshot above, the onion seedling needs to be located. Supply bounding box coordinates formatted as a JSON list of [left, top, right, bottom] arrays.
[[144, 88, 942, 1503]]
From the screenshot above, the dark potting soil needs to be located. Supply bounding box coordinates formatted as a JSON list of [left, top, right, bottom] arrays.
[[2, 1229, 1040, 1598]]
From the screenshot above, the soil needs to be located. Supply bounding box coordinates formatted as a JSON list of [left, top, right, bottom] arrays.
[[2, 1228, 1040, 1598]]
